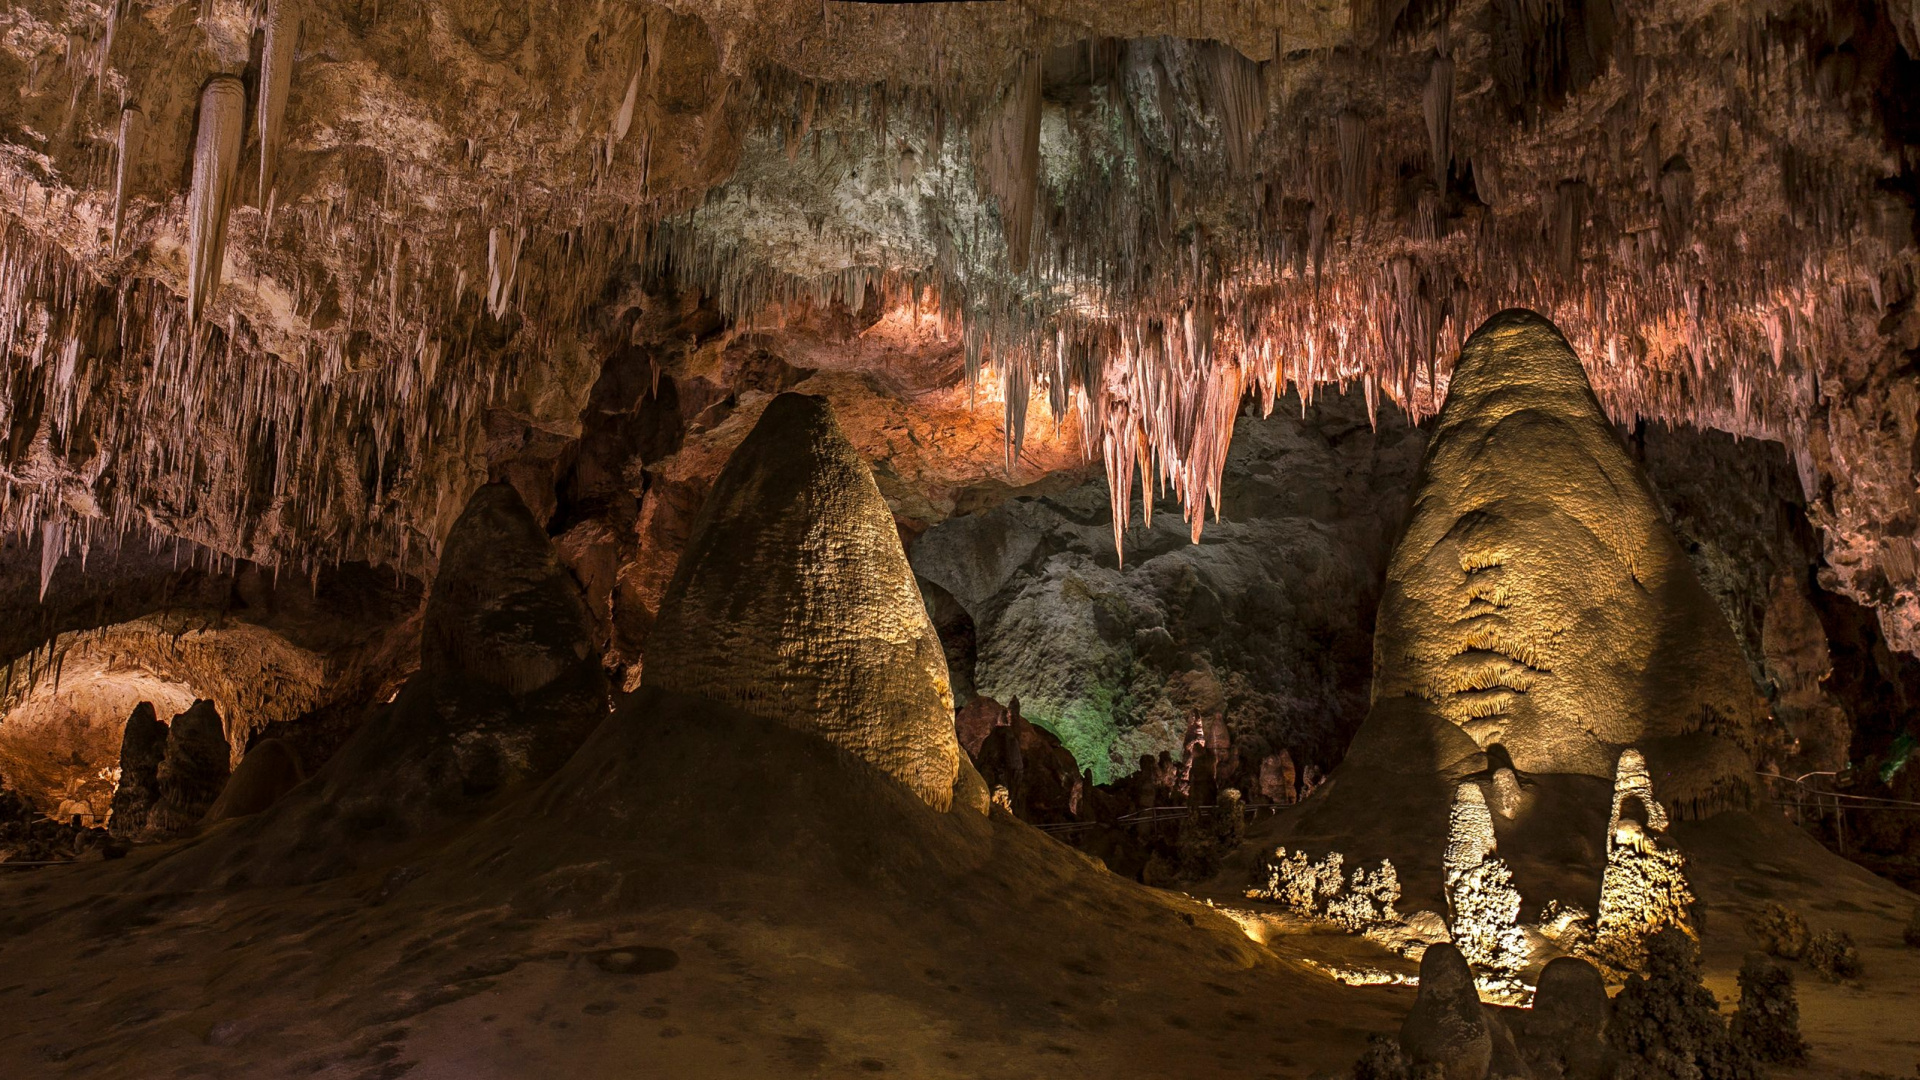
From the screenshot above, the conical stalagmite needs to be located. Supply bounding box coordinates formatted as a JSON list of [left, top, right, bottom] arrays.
[[186, 76, 245, 323], [1348, 309, 1761, 790], [203, 738, 302, 822], [1270, 309, 1762, 909], [645, 392, 978, 812], [107, 701, 167, 837]]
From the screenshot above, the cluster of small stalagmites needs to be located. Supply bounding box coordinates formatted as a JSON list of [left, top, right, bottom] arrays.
[[1248, 846, 1402, 932], [1356, 932, 1807, 1080]]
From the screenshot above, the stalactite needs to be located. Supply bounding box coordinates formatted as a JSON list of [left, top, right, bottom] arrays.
[[257, 0, 298, 205], [1424, 52, 1454, 186], [110, 104, 140, 255], [187, 76, 245, 324], [975, 55, 1042, 273]]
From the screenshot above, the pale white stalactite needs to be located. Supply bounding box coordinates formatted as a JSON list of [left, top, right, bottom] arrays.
[[258, 0, 298, 203], [39, 517, 62, 601], [111, 105, 141, 255], [187, 76, 246, 324]]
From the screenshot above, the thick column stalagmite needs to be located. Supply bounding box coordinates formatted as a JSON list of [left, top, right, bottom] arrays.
[[645, 393, 979, 813], [107, 701, 167, 838], [148, 699, 231, 834], [1269, 309, 1764, 910], [186, 76, 246, 323]]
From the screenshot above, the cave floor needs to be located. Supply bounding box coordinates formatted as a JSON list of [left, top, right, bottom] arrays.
[[0, 699, 1417, 1079], [1, 698, 1915, 1079]]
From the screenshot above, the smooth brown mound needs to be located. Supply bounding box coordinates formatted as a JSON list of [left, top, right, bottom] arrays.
[[0, 687, 1411, 1078]]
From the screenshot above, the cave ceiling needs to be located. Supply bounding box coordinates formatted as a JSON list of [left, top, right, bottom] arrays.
[[1, 0, 1919, 645]]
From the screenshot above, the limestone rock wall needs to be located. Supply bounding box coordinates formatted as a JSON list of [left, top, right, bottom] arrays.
[[912, 385, 1427, 782]]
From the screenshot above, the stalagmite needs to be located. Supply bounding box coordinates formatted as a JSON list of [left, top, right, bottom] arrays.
[[1354, 309, 1762, 785], [147, 699, 232, 835], [107, 701, 167, 838], [645, 393, 981, 813], [186, 76, 246, 324], [257, 0, 298, 203], [1442, 783, 1496, 887], [110, 104, 141, 255], [1589, 747, 1695, 970], [1606, 747, 1668, 840]]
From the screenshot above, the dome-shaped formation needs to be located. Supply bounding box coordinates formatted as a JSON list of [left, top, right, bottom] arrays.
[[1354, 309, 1761, 795], [645, 393, 977, 812]]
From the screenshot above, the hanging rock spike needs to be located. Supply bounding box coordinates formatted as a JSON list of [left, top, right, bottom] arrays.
[[111, 104, 141, 255], [187, 76, 245, 324], [258, 0, 298, 204]]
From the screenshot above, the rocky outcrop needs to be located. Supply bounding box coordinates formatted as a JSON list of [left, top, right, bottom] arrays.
[[164, 482, 608, 884], [146, 700, 231, 836], [1522, 957, 1613, 1079], [107, 701, 168, 838], [1399, 943, 1493, 1080], [203, 739, 303, 823], [645, 393, 978, 812]]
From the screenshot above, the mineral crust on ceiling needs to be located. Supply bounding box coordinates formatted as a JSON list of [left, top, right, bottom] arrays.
[[0, 0, 1917, 644]]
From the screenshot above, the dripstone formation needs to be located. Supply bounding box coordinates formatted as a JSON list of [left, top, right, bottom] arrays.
[[106, 701, 167, 838], [645, 393, 982, 813], [146, 699, 230, 836], [1360, 308, 1762, 790], [1271, 309, 1763, 907]]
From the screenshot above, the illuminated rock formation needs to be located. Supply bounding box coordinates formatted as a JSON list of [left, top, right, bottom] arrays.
[[1588, 748, 1696, 971], [1275, 309, 1761, 913], [1360, 309, 1763, 791], [645, 393, 979, 813], [106, 701, 166, 838], [1442, 783, 1528, 978]]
